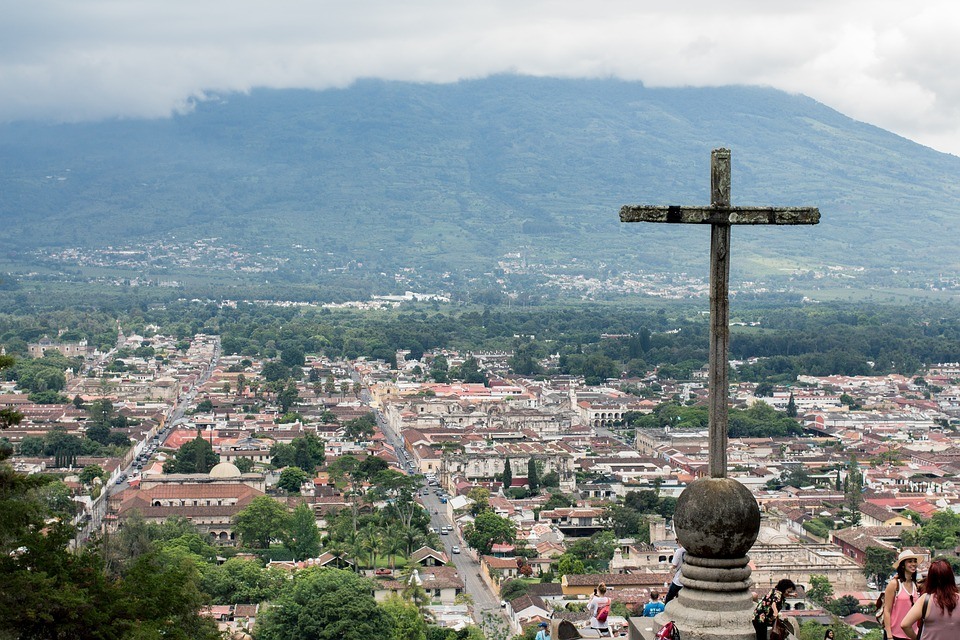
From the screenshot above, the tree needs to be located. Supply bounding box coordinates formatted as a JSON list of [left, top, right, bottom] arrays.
[[33, 481, 77, 520], [607, 505, 647, 538], [278, 466, 309, 494], [166, 433, 219, 474], [327, 455, 364, 533], [281, 345, 306, 369], [501, 457, 513, 490], [261, 360, 290, 383], [467, 487, 491, 516], [807, 574, 834, 605], [464, 511, 515, 555], [566, 531, 618, 571], [543, 492, 576, 510], [278, 381, 300, 414], [845, 456, 864, 524], [86, 421, 111, 445], [527, 458, 539, 495], [233, 495, 289, 549], [624, 489, 659, 513], [786, 392, 798, 417], [87, 398, 115, 427], [255, 568, 394, 640], [44, 426, 82, 468], [381, 595, 427, 640], [28, 390, 68, 404], [357, 455, 389, 480], [499, 579, 530, 602], [79, 464, 106, 486], [284, 502, 321, 561], [457, 357, 486, 384], [235, 457, 255, 473], [864, 546, 897, 588], [200, 557, 287, 604], [755, 382, 774, 397], [556, 553, 587, 577], [825, 594, 861, 617], [342, 414, 377, 441], [271, 441, 297, 468], [0, 429, 219, 640], [910, 510, 960, 549], [18, 435, 44, 456], [429, 355, 449, 383]]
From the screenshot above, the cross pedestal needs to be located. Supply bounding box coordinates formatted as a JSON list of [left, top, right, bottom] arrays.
[[620, 149, 819, 640]]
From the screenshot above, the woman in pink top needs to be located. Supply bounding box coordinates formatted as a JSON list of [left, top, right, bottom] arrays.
[[884, 550, 921, 640], [900, 559, 960, 640]]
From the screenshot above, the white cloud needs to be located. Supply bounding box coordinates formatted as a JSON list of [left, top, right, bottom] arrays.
[[3, 1, 960, 155]]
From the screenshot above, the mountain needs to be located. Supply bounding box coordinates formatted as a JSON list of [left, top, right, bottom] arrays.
[[1, 75, 958, 298]]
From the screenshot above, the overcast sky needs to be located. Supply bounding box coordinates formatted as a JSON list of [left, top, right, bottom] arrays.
[[4, 1, 960, 156]]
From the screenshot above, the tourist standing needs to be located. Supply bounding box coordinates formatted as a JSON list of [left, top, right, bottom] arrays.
[[885, 550, 921, 640], [664, 545, 685, 604], [899, 559, 960, 640], [588, 583, 612, 637]]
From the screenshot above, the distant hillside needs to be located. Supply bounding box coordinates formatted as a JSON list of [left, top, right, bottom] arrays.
[[1, 75, 959, 297]]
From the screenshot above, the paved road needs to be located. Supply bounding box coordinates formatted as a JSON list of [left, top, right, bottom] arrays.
[[372, 407, 508, 627], [421, 488, 506, 627]]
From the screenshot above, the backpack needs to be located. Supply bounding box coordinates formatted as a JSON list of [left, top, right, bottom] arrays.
[[596, 599, 610, 623], [874, 592, 885, 624], [655, 621, 681, 640], [875, 578, 896, 624]]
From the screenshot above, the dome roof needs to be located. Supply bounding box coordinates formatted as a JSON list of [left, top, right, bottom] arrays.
[[209, 462, 242, 478]]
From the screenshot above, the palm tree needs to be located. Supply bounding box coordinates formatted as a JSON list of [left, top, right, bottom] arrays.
[[382, 524, 405, 570], [402, 525, 424, 558], [337, 528, 361, 573], [360, 523, 380, 571]]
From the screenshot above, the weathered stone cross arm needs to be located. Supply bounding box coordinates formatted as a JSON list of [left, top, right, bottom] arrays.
[[619, 205, 820, 225]]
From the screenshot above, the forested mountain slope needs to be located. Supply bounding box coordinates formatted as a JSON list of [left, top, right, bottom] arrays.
[[2, 75, 958, 293]]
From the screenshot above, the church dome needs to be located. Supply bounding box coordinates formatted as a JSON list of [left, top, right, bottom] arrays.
[[209, 462, 242, 478]]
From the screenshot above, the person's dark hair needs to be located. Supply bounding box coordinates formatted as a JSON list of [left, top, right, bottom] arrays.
[[823, 630, 835, 640], [896, 559, 919, 583], [925, 559, 959, 616], [774, 579, 796, 594], [650, 591, 660, 600]]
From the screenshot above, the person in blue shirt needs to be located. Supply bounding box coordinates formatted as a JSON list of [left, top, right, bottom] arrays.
[[535, 621, 551, 640], [643, 590, 666, 617]]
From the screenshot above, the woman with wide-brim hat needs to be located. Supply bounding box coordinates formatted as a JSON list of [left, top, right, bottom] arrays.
[[884, 550, 922, 640]]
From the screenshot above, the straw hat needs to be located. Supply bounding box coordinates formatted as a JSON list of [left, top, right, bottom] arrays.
[[892, 550, 921, 569]]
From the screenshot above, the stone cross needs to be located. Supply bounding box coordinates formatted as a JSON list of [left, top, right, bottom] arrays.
[[620, 148, 819, 478]]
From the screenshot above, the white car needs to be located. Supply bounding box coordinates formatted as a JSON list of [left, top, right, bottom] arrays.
[[452, 545, 460, 554]]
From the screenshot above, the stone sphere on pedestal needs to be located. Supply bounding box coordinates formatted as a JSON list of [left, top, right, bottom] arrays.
[[673, 477, 760, 558]]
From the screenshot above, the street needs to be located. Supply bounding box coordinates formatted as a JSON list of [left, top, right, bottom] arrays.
[[372, 407, 508, 628]]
